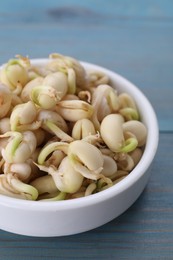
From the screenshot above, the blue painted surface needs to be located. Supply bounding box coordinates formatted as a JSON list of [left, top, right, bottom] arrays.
[[0, 1, 173, 259]]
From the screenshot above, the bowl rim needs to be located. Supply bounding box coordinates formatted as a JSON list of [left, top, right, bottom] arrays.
[[0, 59, 159, 211]]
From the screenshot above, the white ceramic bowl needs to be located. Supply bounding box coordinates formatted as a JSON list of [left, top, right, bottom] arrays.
[[0, 60, 159, 237]]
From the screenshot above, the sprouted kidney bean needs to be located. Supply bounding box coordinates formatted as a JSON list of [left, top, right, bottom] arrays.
[[0, 53, 147, 201]]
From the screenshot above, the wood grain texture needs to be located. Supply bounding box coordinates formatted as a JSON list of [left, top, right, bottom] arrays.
[[0, 0, 172, 259]]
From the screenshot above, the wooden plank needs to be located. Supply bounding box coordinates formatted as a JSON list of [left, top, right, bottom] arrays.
[[0, 2, 173, 131], [0, 133, 172, 259]]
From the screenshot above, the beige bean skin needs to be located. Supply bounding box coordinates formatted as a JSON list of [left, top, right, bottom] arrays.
[[4, 162, 31, 181], [87, 70, 109, 88], [33, 128, 46, 147], [37, 110, 68, 133], [123, 120, 147, 147], [72, 119, 96, 139], [31, 175, 58, 195], [0, 118, 11, 134], [40, 112, 73, 141], [62, 94, 79, 101], [21, 77, 43, 102], [97, 100, 111, 122], [129, 148, 143, 166], [1, 131, 37, 163], [117, 154, 134, 171], [45, 150, 65, 168], [56, 100, 93, 122], [6, 173, 38, 200], [10, 101, 37, 131], [49, 157, 84, 193], [0, 175, 31, 200], [100, 114, 125, 152], [0, 83, 12, 119], [101, 155, 117, 177], [118, 93, 137, 109], [37, 141, 69, 165], [0, 60, 28, 90], [48, 53, 87, 89], [0, 138, 8, 158], [42, 72, 68, 100], [68, 140, 103, 180], [12, 132, 37, 163], [91, 84, 119, 130], [69, 140, 103, 173]]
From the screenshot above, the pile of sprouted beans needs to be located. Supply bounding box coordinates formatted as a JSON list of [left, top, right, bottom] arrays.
[[0, 53, 147, 201]]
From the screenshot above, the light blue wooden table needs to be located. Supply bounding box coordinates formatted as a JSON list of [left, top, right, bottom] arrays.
[[0, 0, 173, 259]]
